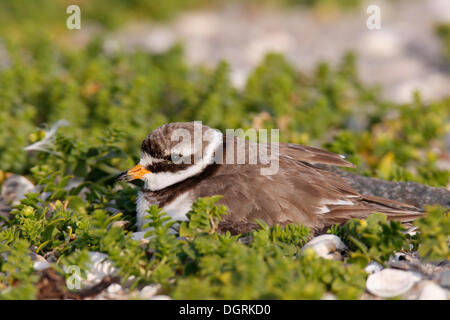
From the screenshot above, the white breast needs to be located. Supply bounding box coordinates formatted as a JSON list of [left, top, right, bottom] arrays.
[[136, 190, 194, 232]]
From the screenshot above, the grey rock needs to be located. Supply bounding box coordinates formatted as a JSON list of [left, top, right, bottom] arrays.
[[439, 270, 450, 289], [0, 197, 11, 220], [318, 164, 450, 210]]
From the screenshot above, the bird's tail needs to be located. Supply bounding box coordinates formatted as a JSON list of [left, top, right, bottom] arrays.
[[321, 194, 425, 228]]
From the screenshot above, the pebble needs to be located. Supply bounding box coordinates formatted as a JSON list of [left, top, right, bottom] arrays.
[[111, 220, 130, 229], [131, 231, 150, 247], [131, 231, 146, 241], [106, 283, 123, 294], [301, 234, 347, 260], [33, 260, 51, 271], [366, 269, 422, 298], [359, 31, 403, 57], [1, 175, 35, 205], [30, 253, 51, 271], [98, 1, 450, 103], [0, 197, 10, 220]]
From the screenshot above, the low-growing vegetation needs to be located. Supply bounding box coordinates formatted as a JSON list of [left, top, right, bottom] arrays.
[[1, 37, 449, 185], [437, 23, 450, 62], [0, 0, 365, 34], [1, 179, 448, 299], [1, 107, 449, 299], [0, 32, 449, 299]]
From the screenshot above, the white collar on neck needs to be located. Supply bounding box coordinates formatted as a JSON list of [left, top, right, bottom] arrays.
[[141, 129, 223, 191]]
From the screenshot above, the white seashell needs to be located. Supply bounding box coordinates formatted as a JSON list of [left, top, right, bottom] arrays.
[[139, 284, 161, 300], [364, 261, 383, 274], [302, 234, 347, 260], [33, 260, 51, 271], [321, 293, 337, 300], [82, 251, 117, 288], [366, 269, 421, 298], [151, 295, 172, 300], [418, 281, 448, 300], [30, 253, 51, 271]]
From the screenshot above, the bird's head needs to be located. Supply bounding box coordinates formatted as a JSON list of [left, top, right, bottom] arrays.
[[117, 122, 223, 190]]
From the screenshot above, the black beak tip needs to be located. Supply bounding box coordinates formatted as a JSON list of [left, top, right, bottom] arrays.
[[116, 171, 129, 182]]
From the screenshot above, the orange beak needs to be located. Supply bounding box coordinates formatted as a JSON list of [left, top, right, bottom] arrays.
[[116, 164, 151, 181]]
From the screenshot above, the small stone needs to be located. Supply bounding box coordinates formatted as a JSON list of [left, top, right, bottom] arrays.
[[30, 253, 51, 271], [131, 231, 146, 241], [106, 283, 123, 294], [131, 231, 150, 246], [33, 260, 51, 271], [1, 175, 35, 205], [359, 31, 403, 57], [111, 220, 130, 229], [142, 28, 176, 54], [366, 269, 421, 298], [418, 281, 448, 300], [302, 234, 347, 260], [0, 197, 11, 220]]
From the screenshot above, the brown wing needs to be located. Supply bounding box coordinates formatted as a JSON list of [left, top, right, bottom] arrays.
[[188, 138, 424, 234], [279, 143, 355, 168]]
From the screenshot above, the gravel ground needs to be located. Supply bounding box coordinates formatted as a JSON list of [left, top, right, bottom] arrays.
[[98, 0, 450, 103]]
